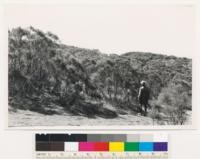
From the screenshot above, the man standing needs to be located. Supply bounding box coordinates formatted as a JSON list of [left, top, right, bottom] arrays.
[[138, 81, 150, 115]]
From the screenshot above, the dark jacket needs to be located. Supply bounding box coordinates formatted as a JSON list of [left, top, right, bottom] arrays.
[[138, 86, 150, 105]]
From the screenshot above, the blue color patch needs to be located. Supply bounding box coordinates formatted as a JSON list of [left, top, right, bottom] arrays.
[[139, 142, 153, 151]]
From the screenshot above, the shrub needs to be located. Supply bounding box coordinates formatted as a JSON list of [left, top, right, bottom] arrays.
[[156, 83, 190, 125]]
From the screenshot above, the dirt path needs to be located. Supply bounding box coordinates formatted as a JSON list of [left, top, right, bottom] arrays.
[[8, 109, 155, 127]]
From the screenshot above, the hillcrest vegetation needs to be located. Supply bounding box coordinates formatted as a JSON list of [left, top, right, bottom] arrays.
[[8, 27, 192, 126]]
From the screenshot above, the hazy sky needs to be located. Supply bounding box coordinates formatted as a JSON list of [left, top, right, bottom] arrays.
[[5, 4, 195, 58]]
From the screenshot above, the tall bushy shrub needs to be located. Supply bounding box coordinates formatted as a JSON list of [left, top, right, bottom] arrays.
[[157, 83, 190, 125]]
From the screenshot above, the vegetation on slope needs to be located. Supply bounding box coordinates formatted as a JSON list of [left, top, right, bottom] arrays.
[[8, 27, 192, 125]]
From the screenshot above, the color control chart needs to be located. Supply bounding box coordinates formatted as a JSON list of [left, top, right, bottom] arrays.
[[35, 133, 169, 159]]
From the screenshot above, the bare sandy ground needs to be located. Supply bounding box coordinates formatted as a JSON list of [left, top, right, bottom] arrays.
[[8, 109, 156, 127]]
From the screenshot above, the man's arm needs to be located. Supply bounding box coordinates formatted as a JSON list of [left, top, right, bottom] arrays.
[[138, 87, 142, 99]]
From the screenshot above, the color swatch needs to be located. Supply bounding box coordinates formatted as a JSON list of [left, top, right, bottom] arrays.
[[36, 134, 168, 152], [109, 142, 124, 152]]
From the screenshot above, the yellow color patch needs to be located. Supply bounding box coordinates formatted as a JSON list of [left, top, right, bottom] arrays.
[[109, 142, 124, 152]]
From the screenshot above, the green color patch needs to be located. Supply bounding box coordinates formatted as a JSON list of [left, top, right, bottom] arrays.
[[125, 142, 139, 151]]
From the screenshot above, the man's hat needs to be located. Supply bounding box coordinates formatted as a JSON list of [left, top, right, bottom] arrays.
[[140, 80, 146, 85]]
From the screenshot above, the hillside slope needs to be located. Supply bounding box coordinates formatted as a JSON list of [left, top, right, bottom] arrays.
[[8, 27, 192, 125]]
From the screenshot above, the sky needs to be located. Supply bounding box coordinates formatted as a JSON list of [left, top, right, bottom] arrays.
[[4, 4, 196, 58]]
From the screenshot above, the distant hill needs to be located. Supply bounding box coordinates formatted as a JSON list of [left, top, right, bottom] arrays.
[[8, 27, 192, 124]]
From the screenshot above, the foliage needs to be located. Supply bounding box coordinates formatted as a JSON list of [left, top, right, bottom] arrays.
[[156, 84, 191, 125], [8, 27, 192, 123]]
